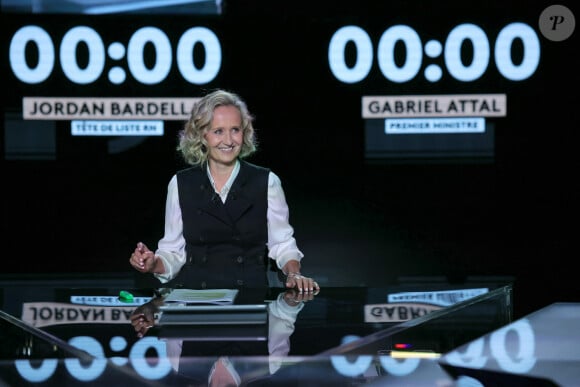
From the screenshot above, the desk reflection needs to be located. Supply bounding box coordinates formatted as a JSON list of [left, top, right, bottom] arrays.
[[129, 288, 318, 385], [0, 280, 516, 385]]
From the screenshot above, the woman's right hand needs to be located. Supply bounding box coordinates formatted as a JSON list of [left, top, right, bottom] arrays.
[[129, 242, 157, 273], [130, 299, 158, 338]]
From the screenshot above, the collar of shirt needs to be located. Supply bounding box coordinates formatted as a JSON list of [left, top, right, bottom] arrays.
[[206, 159, 240, 203]]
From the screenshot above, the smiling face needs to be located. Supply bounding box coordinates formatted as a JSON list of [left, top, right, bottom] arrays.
[[204, 104, 244, 168]]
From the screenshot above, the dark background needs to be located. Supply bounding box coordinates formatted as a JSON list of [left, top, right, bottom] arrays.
[[2, 0, 578, 319]]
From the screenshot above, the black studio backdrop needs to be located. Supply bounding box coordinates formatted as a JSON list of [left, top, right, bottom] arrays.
[[2, 1, 578, 298]]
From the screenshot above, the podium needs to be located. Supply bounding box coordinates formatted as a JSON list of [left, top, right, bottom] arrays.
[[158, 303, 268, 341]]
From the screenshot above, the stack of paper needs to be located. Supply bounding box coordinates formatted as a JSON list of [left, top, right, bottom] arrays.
[[163, 288, 239, 305]]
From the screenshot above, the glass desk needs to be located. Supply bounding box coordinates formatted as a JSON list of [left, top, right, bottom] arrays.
[[439, 302, 580, 386], [0, 276, 516, 385]]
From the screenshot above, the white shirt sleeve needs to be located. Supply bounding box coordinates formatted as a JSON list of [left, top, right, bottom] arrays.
[[267, 171, 304, 271], [267, 293, 304, 374], [154, 175, 186, 283], [153, 171, 303, 283]]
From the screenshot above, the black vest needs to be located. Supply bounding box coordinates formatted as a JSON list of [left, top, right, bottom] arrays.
[[168, 160, 270, 289]]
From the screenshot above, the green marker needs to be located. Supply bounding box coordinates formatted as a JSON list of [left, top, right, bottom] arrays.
[[119, 290, 134, 303]]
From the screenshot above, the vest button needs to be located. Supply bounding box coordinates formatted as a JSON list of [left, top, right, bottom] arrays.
[[236, 256, 244, 264], [201, 256, 208, 263], [201, 281, 207, 289], [237, 279, 244, 286]]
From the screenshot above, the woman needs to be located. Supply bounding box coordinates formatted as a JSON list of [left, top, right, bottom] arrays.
[[129, 89, 319, 293]]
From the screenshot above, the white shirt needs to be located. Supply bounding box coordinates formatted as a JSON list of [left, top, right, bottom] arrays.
[[154, 162, 304, 283]]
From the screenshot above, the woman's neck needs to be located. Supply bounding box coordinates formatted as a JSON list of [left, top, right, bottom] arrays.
[[208, 160, 235, 177], [208, 160, 236, 192]]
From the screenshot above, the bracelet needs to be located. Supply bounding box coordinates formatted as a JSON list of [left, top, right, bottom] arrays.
[[287, 272, 302, 278]]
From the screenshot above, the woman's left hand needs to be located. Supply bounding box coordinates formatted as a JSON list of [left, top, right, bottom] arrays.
[[282, 288, 318, 307], [285, 272, 320, 293]]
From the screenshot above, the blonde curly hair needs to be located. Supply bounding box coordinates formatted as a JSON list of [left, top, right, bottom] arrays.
[[177, 89, 258, 166]]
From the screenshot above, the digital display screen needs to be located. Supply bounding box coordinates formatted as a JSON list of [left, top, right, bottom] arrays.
[[2, 1, 575, 163]]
